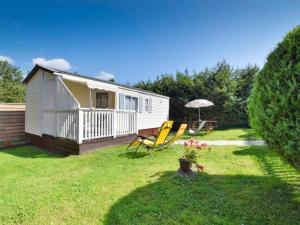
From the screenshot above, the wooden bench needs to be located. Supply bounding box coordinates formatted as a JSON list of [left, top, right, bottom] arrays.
[[202, 121, 218, 134]]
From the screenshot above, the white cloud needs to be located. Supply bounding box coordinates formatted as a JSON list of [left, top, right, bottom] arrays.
[[32, 57, 71, 70], [95, 71, 115, 81], [0, 55, 14, 64]]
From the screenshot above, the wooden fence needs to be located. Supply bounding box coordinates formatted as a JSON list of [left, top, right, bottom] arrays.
[[0, 103, 25, 142]]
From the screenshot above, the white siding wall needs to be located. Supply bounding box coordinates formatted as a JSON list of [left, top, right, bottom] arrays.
[[43, 75, 79, 111], [25, 69, 43, 136], [42, 73, 56, 111], [136, 95, 169, 130], [118, 88, 169, 131], [26, 69, 80, 137]]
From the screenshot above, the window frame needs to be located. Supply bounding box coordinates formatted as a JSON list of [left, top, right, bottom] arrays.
[[119, 94, 138, 111], [144, 98, 150, 113], [96, 92, 109, 109]]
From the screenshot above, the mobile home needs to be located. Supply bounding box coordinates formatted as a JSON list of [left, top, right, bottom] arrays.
[[24, 64, 170, 154]]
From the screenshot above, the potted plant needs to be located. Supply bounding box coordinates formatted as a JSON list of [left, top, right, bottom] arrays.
[[179, 140, 209, 173]]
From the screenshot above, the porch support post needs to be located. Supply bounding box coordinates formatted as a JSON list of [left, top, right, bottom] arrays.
[[78, 109, 83, 144], [135, 112, 138, 134], [115, 91, 118, 109], [89, 89, 92, 108]]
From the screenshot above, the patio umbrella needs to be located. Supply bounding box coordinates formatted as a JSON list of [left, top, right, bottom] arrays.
[[184, 99, 214, 121]]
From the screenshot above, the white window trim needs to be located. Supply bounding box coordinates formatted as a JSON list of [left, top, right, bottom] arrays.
[[138, 96, 143, 113], [119, 93, 138, 112], [144, 98, 150, 113]]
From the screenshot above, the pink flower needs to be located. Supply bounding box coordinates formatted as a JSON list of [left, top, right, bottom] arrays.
[[196, 144, 202, 149], [196, 164, 204, 172]]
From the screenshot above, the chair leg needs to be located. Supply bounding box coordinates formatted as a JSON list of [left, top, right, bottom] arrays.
[[133, 144, 142, 156], [146, 148, 154, 157], [171, 144, 175, 151], [127, 139, 140, 151]]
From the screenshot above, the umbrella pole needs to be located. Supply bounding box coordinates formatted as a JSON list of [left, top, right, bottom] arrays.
[[198, 108, 201, 121]]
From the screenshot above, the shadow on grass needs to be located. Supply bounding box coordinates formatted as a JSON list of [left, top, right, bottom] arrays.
[[0, 145, 65, 158], [234, 146, 300, 192], [238, 128, 260, 140], [119, 148, 170, 159], [119, 151, 150, 159], [104, 170, 300, 225]]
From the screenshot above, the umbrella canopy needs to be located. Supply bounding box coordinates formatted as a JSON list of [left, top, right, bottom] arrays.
[[185, 99, 214, 121], [185, 99, 214, 108]]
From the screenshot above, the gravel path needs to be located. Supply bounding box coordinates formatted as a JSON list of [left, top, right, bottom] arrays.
[[176, 140, 265, 146]]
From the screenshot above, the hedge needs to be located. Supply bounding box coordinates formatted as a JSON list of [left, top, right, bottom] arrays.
[[248, 26, 300, 164]]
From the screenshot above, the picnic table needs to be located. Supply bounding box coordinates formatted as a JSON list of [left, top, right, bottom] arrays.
[[187, 120, 218, 134]]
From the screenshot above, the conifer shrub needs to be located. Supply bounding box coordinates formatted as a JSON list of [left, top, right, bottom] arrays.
[[248, 26, 300, 163]]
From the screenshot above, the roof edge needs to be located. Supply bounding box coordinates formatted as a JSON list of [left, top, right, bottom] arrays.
[[23, 64, 170, 99], [23, 64, 55, 84]]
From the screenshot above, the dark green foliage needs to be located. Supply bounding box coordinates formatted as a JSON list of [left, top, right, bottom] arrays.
[[0, 61, 25, 103], [136, 61, 259, 128], [248, 26, 300, 163]]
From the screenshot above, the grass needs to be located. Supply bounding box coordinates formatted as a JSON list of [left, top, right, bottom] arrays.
[[0, 145, 299, 225], [182, 128, 261, 140]]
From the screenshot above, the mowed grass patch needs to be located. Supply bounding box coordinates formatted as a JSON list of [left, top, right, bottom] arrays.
[[0, 144, 299, 225], [182, 128, 261, 140]]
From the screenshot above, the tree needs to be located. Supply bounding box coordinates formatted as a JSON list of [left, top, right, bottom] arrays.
[[234, 65, 259, 127], [0, 61, 25, 103], [135, 61, 258, 128], [200, 62, 237, 127], [248, 26, 300, 163]]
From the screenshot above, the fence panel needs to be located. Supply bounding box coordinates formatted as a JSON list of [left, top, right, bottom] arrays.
[[0, 104, 25, 142]]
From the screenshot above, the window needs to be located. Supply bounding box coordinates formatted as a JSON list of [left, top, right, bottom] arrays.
[[96, 92, 109, 108], [125, 95, 131, 110], [138, 97, 143, 113], [131, 97, 138, 111], [119, 94, 138, 111], [119, 93, 125, 110], [144, 98, 149, 112], [144, 98, 152, 113]]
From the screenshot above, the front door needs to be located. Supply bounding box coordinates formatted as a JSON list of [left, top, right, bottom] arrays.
[[96, 92, 109, 108]]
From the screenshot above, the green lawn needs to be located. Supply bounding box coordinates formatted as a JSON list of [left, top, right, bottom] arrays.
[[182, 128, 261, 140], [0, 145, 299, 225]]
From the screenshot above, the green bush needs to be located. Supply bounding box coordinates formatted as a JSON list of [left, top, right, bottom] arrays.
[[248, 26, 300, 163], [136, 61, 259, 129]]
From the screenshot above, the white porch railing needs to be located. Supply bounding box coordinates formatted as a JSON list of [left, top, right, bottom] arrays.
[[116, 110, 137, 136], [42, 109, 137, 143], [43, 110, 79, 141]]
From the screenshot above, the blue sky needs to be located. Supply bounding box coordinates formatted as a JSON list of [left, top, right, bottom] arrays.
[[0, 0, 299, 83]]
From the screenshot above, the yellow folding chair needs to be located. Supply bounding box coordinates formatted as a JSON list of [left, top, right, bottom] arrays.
[[165, 123, 188, 150], [127, 121, 174, 156]]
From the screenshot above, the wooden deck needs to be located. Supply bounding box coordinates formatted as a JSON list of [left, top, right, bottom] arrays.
[[26, 132, 138, 155]]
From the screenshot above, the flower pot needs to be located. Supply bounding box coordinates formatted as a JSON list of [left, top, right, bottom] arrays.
[[179, 158, 192, 172]]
